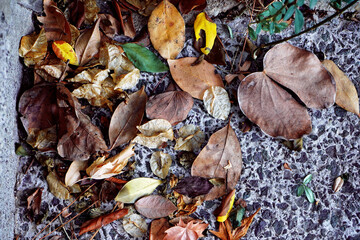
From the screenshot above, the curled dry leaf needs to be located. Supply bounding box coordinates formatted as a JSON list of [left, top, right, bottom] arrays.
[[191, 123, 242, 200], [115, 177, 162, 203], [135, 195, 177, 219], [146, 91, 194, 125], [150, 218, 171, 240], [79, 208, 128, 235], [263, 42, 336, 109], [109, 87, 147, 149], [214, 189, 236, 222], [148, 0, 185, 59], [174, 125, 205, 152], [26, 126, 57, 152], [178, 0, 207, 14], [164, 218, 209, 240], [68, 68, 109, 84], [173, 176, 213, 198], [67, 0, 85, 28], [65, 160, 88, 186], [26, 188, 43, 222], [112, 68, 140, 90], [150, 151, 172, 179], [176, 195, 203, 216], [83, 0, 100, 25], [203, 86, 231, 120], [99, 14, 121, 39], [238, 72, 312, 139], [168, 57, 224, 99], [35, 57, 69, 82], [123, 213, 148, 238], [333, 176, 344, 193], [132, 119, 174, 148], [99, 43, 133, 72], [86, 144, 135, 180], [194, 12, 217, 55], [322, 60, 359, 116], [46, 171, 71, 200], [194, 32, 226, 66], [19, 28, 48, 67]]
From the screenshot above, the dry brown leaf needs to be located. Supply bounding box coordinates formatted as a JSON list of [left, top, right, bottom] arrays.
[[176, 195, 203, 216], [232, 208, 261, 239], [26, 126, 57, 152], [26, 188, 43, 222], [174, 125, 205, 152], [168, 57, 224, 99], [46, 171, 71, 200], [99, 13, 121, 39], [123, 213, 148, 237], [263, 42, 336, 109], [215, 189, 236, 222], [148, 0, 185, 59], [19, 28, 48, 67], [178, 0, 207, 14], [191, 123, 242, 200], [67, 0, 85, 29], [146, 90, 194, 125], [322, 60, 360, 116], [150, 218, 171, 240], [68, 68, 109, 84], [112, 68, 140, 90], [83, 0, 100, 25], [35, 57, 69, 82], [86, 144, 135, 179], [113, 0, 136, 38], [109, 87, 147, 149], [164, 218, 208, 240], [203, 86, 231, 120], [132, 119, 174, 148], [150, 151, 172, 179], [135, 195, 177, 219], [238, 72, 312, 139], [65, 160, 88, 186]]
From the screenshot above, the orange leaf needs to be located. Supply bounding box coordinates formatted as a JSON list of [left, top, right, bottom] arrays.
[[52, 41, 79, 65]]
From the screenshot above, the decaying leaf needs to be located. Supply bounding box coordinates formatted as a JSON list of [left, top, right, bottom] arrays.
[[168, 57, 224, 99], [68, 68, 109, 84], [112, 0, 136, 38], [52, 40, 78, 65], [194, 12, 216, 55], [282, 138, 303, 151], [19, 28, 48, 67], [173, 176, 213, 198], [150, 218, 171, 240], [86, 144, 135, 179], [175, 194, 203, 216], [164, 218, 209, 240], [26, 188, 43, 222], [322, 60, 360, 116], [112, 68, 140, 90], [146, 91, 194, 125], [99, 43, 133, 72], [79, 208, 128, 235], [99, 13, 121, 39], [67, 0, 85, 28], [203, 86, 231, 120], [35, 57, 69, 82], [83, 0, 100, 25], [26, 126, 57, 151], [177, 0, 207, 14], [125, 0, 159, 16], [65, 160, 88, 186], [46, 171, 71, 200], [238, 72, 312, 139], [178, 152, 197, 169], [132, 119, 174, 148], [109, 87, 147, 149], [123, 213, 148, 238], [215, 189, 236, 222], [175, 125, 205, 152], [191, 123, 242, 200], [148, 0, 185, 59], [263, 42, 336, 109], [115, 177, 162, 203], [135, 195, 177, 219], [150, 151, 172, 179], [194, 33, 226, 65]]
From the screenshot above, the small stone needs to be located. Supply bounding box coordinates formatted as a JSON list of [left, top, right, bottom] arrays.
[[262, 209, 271, 219], [255, 220, 266, 237], [277, 203, 289, 210], [273, 220, 284, 235]]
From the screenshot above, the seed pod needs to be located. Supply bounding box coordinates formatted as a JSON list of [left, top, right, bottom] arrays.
[[333, 176, 344, 193]]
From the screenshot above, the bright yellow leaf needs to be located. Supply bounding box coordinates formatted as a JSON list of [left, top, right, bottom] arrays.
[[52, 40, 79, 66], [217, 189, 235, 222], [194, 12, 217, 55]]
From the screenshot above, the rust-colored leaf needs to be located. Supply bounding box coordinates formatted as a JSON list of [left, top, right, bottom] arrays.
[[150, 218, 171, 240], [79, 208, 128, 235], [99, 13, 121, 39], [26, 188, 43, 222], [233, 208, 261, 239], [179, 0, 207, 14], [164, 218, 208, 240], [168, 57, 224, 99], [68, 0, 85, 28], [191, 123, 242, 200], [135, 195, 177, 219]]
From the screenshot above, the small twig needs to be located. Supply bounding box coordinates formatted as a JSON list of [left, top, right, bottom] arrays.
[[24, 157, 35, 175], [89, 228, 101, 240], [59, 60, 70, 82], [59, 216, 71, 240]]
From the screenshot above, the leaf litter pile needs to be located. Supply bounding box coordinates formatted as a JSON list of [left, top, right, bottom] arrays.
[[15, 0, 359, 239]]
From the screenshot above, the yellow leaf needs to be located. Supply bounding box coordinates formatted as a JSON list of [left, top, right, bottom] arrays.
[[65, 160, 88, 186], [194, 12, 217, 55], [216, 189, 236, 222], [19, 28, 48, 67], [52, 40, 79, 65]]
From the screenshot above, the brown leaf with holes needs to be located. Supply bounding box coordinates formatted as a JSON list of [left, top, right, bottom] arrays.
[[26, 188, 43, 222], [135, 195, 177, 219], [168, 57, 224, 99], [148, 0, 185, 59], [191, 123, 242, 200], [150, 218, 171, 240], [164, 218, 208, 240]]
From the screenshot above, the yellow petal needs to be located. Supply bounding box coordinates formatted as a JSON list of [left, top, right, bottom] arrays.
[[52, 40, 79, 65], [194, 12, 217, 55]]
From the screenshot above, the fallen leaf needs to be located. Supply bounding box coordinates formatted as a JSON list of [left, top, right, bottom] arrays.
[[35, 57, 69, 82], [232, 208, 261, 239], [191, 123, 242, 200], [175, 194, 203, 216], [125, 0, 159, 16], [135, 195, 177, 218], [99, 13, 121, 39], [99, 43, 132, 71], [194, 33, 226, 65], [148, 0, 185, 59], [113, 0, 136, 38], [121, 43, 169, 72], [215, 189, 236, 222], [52, 40, 78, 65], [194, 12, 216, 55], [203, 86, 231, 120], [65, 160, 88, 186], [100, 181, 121, 202], [333, 176, 344, 193], [238, 72, 312, 139], [26, 188, 43, 222], [79, 208, 128, 235], [322, 60, 359, 116], [263, 42, 336, 109], [150, 218, 171, 240], [283, 163, 292, 171], [68, 68, 109, 84], [26, 126, 57, 151], [83, 0, 100, 25], [168, 57, 224, 99], [146, 90, 194, 125], [173, 176, 213, 198], [46, 171, 71, 200], [115, 177, 162, 203], [86, 144, 135, 179], [132, 119, 174, 148], [174, 125, 205, 152], [164, 218, 208, 240], [67, 0, 85, 28], [178, 152, 196, 168], [75, 18, 101, 66], [282, 138, 303, 151], [38, 0, 71, 43], [123, 213, 148, 237], [150, 151, 172, 179], [178, 0, 207, 14], [19, 28, 48, 67], [109, 87, 147, 149], [112, 68, 140, 90]]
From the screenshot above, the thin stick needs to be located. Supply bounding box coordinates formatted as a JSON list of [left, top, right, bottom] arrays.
[[89, 228, 101, 240], [24, 158, 35, 175], [32, 183, 96, 240]]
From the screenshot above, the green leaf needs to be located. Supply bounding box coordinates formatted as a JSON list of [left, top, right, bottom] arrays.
[[274, 13, 283, 22], [304, 186, 315, 203], [256, 23, 262, 35], [309, 0, 318, 9], [283, 5, 296, 21], [262, 23, 270, 31], [294, 8, 304, 34], [297, 184, 305, 196], [268, 5, 277, 15], [235, 207, 245, 227], [248, 26, 257, 41], [16, 145, 28, 156], [278, 22, 289, 30], [121, 43, 169, 73], [296, 0, 304, 6], [288, 0, 295, 3], [272, 2, 283, 10], [269, 22, 275, 35], [227, 25, 233, 39], [303, 174, 313, 184]]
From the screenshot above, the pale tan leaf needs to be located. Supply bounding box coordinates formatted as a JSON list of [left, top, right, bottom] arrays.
[[164, 218, 209, 240], [99, 43, 134, 72], [115, 178, 162, 203], [112, 68, 140, 90], [135, 195, 177, 219], [174, 125, 205, 152], [46, 171, 71, 200], [35, 57, 68, 82], [203, 86, 231, 120], [65, 160, 88, 186], [19, 28, 48, 67], [68, 68, 109, 84], [150, 151, 172, 179], [123, 213, 148, 238]]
